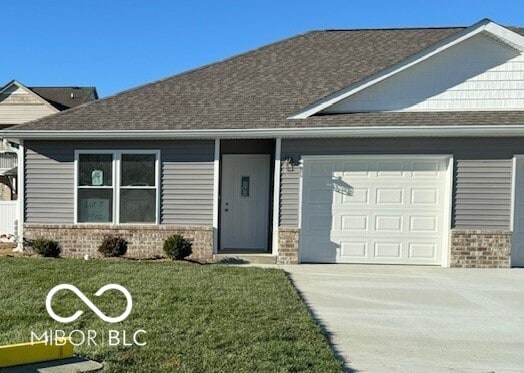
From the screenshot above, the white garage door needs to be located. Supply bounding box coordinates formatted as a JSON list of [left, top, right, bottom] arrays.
[[300, 156, 451, 265]]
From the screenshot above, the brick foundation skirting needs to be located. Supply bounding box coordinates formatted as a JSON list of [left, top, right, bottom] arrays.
[[450, 230, 511, 268], [23, 224, 214, 261], [277, 227, 300, 264]]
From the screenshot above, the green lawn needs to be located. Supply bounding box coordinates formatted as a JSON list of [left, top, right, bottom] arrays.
[[0, 258, 343, 372]]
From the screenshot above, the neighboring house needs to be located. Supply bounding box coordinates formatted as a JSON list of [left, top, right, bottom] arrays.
[[0, 80, 97, 237], [2, 19, 524, 267]]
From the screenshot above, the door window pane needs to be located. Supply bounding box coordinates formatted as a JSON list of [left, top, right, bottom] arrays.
[[79, 154, 112, 186], [120, 189, 156, 223], [78, 189, 113, 222], [121, 154, 156, 186], [240, 176, 250, 197]]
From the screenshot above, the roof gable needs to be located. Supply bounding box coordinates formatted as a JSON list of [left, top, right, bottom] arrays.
[[323, 33, 524, 113], [293, 19, 524, 118], [0, 80, 60, 113], [30, 87, 98, 110]]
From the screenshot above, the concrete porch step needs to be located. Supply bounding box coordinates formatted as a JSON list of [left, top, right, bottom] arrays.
[[214, 253, 277, 264]]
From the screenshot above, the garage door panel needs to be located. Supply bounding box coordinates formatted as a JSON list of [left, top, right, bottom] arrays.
[[376, 188, 404, 204], [374, 242, 402, 258], [411, 188, 440, 205], [410, 216, 439, 232], [377, 160, 405, 176], [335, 212, 441, 234], [309, 163, 334, 177], [408, 242, 438, 259], [301, 156, 450, 265], [341, 160, 372, 177], [301, 238, 338, 262], [340, 241, 368, 258], [341, 188, 370, 204], [375, 215, 403, 232], [412, 160, 442, 176], [340, 215, 369, 231]]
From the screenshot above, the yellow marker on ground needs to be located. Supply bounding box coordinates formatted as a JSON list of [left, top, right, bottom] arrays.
[[0, 338, 74, 368]]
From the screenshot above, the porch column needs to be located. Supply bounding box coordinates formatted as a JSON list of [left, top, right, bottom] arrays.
[[212, 139, 220, 254], [272, 138, 281, 256], [16, 140, 24, 251]]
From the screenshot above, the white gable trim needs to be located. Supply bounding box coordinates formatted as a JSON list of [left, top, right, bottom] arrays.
[[290, 19, 524, 119], [0, 80, 60, 113]]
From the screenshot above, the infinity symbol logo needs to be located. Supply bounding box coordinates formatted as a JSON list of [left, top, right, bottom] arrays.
[[45, 284, 133, 324]]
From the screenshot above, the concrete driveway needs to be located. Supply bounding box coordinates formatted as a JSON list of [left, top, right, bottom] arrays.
[[283, 265, 524, 372]]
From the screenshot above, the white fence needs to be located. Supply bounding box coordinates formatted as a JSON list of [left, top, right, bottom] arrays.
[[0, 201, 18, 236], [0, 153, 17, 169]]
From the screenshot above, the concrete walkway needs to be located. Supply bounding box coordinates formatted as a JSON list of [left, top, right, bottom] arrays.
[[283, 265, 524, 372]]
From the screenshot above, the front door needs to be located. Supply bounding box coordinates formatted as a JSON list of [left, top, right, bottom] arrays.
[[220, 154, 270, 251]]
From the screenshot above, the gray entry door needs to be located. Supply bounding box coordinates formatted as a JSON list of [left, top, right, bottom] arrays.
[[220, 154, 270, 251]]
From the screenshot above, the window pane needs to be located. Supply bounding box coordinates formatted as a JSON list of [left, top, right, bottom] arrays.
[[120, 189, 156, 223], [121, 154, 156, 186], [79, 154, 112, 186], [78, 189, 113, 222], [240, 176, 250, 197]]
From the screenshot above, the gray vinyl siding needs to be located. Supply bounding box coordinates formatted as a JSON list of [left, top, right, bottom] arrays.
[[280, 138, 516, 229], [280, 166, 300, 227], [454, 160, 512, 229], [24, 140, 214, 226], [161, 142, 214, 225], [25, 144, 74, 223]]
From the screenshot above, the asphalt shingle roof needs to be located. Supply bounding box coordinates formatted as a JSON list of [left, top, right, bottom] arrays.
[[8, 26, 524, 131], [30, 86, 98, 110]]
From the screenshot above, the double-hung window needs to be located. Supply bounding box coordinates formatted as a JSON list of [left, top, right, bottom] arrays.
[[76, 150, 159, 224]]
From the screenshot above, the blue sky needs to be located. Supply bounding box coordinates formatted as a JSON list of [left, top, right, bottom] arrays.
[[2, 0, 523, 97]]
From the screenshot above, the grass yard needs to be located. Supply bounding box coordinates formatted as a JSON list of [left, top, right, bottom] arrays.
[[0, 258, 343, 372]]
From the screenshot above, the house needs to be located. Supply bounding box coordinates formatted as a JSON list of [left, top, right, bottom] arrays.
[[2, 19, 524, 267], [0, 80, 98, 237], [0, 80, 98, 132]]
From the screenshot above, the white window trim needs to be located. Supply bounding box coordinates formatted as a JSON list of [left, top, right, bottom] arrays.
[[74, 149, 161, 225]]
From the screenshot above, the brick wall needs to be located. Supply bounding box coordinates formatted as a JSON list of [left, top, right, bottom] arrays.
[[277, 227, 300, 264], [450, 230, 511, 268], [24, 224, 213, 262]]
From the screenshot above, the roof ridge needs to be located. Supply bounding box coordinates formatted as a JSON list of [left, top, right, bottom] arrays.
[[321, 26, 467, 32], [29, 86, 96, 89]]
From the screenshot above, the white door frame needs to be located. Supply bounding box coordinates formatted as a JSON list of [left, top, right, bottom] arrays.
[[299, 154, 453, 266]]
